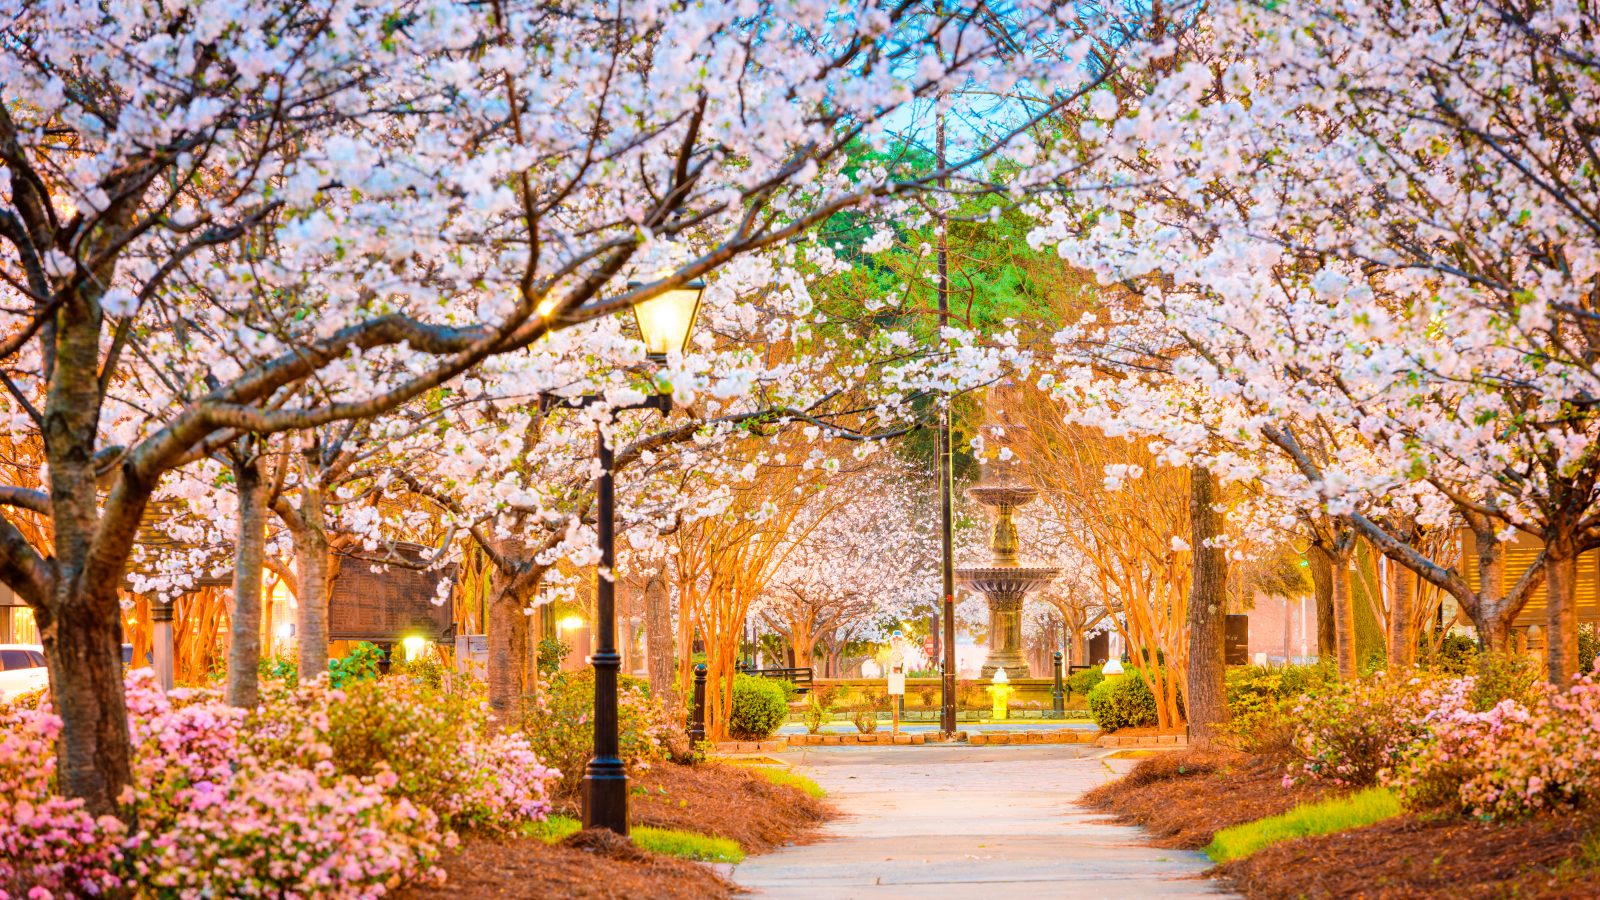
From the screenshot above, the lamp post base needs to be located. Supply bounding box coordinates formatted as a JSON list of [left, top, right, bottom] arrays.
[[581, 759, 629, 835]]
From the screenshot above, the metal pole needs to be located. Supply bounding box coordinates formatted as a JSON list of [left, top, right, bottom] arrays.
[[689, 662, 708, 745], [1052, 651, 1065, 717], [583, 423, 628, 835], [936, 109, 958, 739]]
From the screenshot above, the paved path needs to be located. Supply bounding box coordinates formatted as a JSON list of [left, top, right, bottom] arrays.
[[734, 745, 1230, 899]]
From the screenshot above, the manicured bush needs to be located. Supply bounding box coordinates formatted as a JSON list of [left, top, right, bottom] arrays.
[[522, 670, 670, 799], [1067, 667, 1104, 699], [1087, 673, 1158, 731], [1223, 664, 1335, 754], [729, 673, 789, 740]]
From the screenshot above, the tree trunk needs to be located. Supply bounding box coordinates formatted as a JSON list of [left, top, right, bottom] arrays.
[[291, 484, 332, 679], [227, 450, 268, 707], [1387, 562, 1416, 671], [1308, 545, 1336, 658], [41, 580, 132, 819], [1545, 532, 1580, 685], [642, 570, 675, 702], [1184, 467, 1229, 749], [1331, 546, 1357, 680], [790, 614, 815, 669], [486, 571, 526, 722]]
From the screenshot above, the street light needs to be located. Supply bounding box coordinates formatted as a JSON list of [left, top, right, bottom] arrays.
[[630, 279, 706, 362], [542, 276, 705, 837]]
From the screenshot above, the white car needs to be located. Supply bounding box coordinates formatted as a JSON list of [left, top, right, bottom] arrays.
[[0, 644, 49, 701]]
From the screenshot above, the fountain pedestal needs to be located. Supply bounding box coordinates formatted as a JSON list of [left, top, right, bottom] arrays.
[[957, 483, 1059, 679]]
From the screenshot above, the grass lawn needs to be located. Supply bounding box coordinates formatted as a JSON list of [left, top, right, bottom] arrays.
[[1206, 787, 1402, 863], [527, 815, 744, 863], [743, 765, 826, 799]]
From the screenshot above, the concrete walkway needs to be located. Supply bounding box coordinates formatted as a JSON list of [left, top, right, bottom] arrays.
[[734, 745, 1230, 899]]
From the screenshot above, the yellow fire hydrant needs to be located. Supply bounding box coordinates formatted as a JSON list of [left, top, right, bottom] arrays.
[[985, 667, 1014, 720]]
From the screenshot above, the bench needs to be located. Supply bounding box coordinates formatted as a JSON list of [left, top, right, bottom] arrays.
[[737, 665, 814, 694]]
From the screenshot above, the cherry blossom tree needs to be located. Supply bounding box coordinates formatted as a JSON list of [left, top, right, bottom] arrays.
[[0, 0, 1133, 814], [1029, 0, 1598, 681]]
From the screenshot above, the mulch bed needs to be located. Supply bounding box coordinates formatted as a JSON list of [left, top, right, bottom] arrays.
[[399, 828, 739, 899], [628, 760, 831, 852], [1218, 808, 1600, 898], [1087, 748, 1600, 897], [1083, 748, 1327, 848], [398, 760, 832, 899]]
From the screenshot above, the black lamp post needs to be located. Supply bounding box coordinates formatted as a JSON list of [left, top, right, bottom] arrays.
[[543, 278, 704, 836]]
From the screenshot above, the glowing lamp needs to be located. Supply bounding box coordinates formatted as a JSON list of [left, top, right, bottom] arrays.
[[559, 615, 585, 632], [629, 280, 705, 362], [1102, 658, 1124, 676], [402, 635, 427, 661]]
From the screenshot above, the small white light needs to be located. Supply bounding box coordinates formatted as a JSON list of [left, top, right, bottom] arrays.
[[402, 635, 427, 661], [1102, 658, 1124, 676]]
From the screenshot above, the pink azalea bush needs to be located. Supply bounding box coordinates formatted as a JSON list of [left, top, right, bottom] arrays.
[[1, 669, 557, 897], [248, 676, 555, 831], [0, 703, 125, 898], [1388, 676, 1600, 819], [1287, 670, 1451, 787]]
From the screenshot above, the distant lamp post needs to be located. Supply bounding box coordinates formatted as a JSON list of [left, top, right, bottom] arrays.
[[630, 280, 706, 362], [539, 276, 704, 836], [1102, 657, 1124, 676]]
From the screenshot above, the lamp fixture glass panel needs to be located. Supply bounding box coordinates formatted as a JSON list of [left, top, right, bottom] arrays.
[[629, 280, 705, 361]]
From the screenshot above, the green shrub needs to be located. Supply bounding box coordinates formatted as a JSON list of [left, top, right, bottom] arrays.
[[521, 670, 670, 800], [770, 679, 800, 702], [1470, 652, 1538, 711], [850, 708, 880, 734], [1067, 667, 1104, 699], [327, 641, 384, 688], [1580, 625, 1600, 673], [1223, 664, 1335, 754], [258, 655, 297, 686], [801, 693, 831, 734], [729, 674, 788, 740], [1087, 674, 1158, 731], [1420, 632, 1477, 675], [536, 636, 571, 676]]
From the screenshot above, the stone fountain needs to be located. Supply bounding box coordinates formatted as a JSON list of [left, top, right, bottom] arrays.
[[957, 480, 1060, 678]]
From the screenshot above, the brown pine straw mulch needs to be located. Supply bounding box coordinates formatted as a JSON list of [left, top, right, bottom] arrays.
[[1086, 747, 1600, 897], [628, 758, 831, 853], [409, 829, 738, 900], [398, 760, 832, 899], [1218, 808, 1600, 899], [1084, 747, 1327, 848]]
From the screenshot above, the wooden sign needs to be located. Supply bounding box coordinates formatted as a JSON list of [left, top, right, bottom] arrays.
[[328, 543, 456, 643], [1225, 614, 1250, 666]]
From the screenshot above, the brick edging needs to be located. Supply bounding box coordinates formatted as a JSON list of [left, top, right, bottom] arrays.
[[1093, 733, 1189, 748]]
